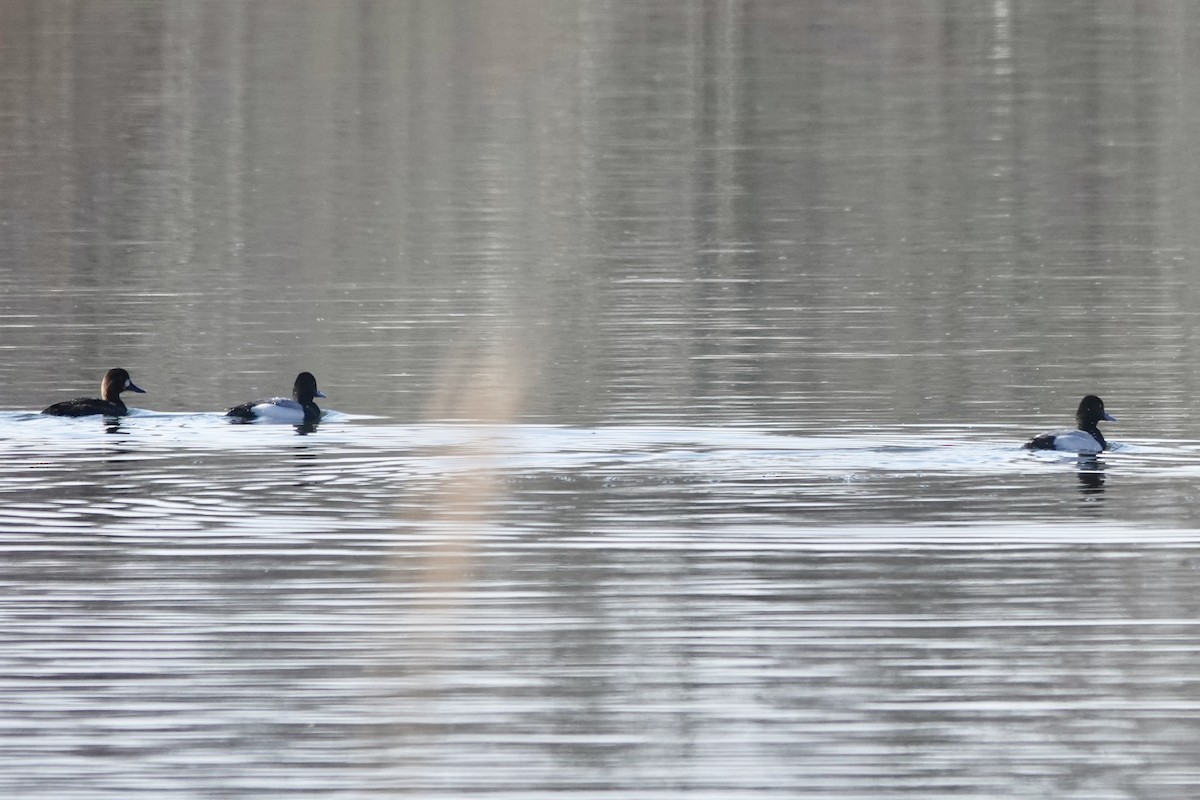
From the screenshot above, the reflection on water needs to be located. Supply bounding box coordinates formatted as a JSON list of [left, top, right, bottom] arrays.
[[8, 414, 1200, 532], [3, 415, 1200, 796], [1076, 456, 1106, 495], [2, 0, 1200, 797], [1, 0, 1199, 432], [4, 417, 1200, 800]]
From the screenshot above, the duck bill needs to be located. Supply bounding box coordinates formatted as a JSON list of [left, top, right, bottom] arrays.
[[1103, 412, 1116, 422], [127, 382, 147, 394], [315, 390, 327, 398]]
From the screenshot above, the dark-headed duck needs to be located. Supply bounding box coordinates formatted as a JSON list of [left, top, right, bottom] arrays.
[[1024, 395, 1116, 454], [42, 368, 146, 417], [226, 371, 326, 425]]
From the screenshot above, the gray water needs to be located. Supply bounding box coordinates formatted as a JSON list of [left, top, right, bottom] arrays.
[[3, 1, 1200, 797]]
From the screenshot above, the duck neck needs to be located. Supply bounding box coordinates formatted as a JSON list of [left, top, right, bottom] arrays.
[[1079, 421, 1106, 449]]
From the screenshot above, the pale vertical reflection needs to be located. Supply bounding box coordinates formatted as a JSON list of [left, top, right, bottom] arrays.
[[13, 1, 77, 284], [160, 3, 197, 269], [159, 0, 249, 275], [1158, 0, 1200, 398], [398, 8, 548, 614], [987, 0, 1015, 238], [706, 0, 745, 268], [400, 340, 527, 622], [992, 0, 1012, 75]]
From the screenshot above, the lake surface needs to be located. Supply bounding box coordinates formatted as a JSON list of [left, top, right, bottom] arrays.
[[3, 1, 1200, 797]]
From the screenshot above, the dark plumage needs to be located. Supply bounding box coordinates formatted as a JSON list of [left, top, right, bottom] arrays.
[[1024, 394, 1116, 453], [42, 368, 146, 417], [226, 371, 326, 424]]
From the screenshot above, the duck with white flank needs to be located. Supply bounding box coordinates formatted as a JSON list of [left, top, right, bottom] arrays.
[[1024, 395, 1116, 454], [226, 372, 326, 425]]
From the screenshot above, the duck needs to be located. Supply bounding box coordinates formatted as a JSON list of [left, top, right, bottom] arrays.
[[41, 368, 146, 417], [226, 372, 326, 425], [1024, 395, 1116, 453]]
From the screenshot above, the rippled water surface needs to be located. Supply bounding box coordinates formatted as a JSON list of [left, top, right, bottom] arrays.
[[5, 1, 1200, 797]]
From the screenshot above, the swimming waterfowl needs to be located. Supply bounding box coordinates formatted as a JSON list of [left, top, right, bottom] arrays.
[[1024, 395, 1116, 454], [41, 368, 146, 417], [226, 371, 326, 425]]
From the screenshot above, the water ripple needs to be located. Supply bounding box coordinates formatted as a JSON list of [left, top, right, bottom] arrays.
[[3, 413, 1200, 534]]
